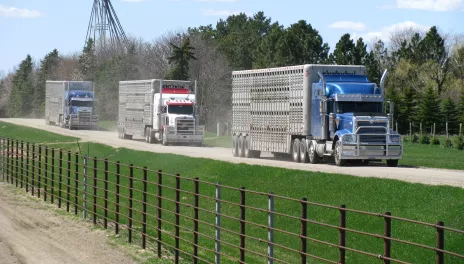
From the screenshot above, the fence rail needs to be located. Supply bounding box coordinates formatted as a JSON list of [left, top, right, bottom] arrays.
[[0, 137, 463, 264]]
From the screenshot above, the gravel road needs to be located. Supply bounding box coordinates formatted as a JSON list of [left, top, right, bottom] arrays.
[[1, 118, 463, 188], [0, 183, 137, 264]]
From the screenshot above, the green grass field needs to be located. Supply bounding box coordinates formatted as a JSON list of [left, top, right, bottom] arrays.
[[0, 121, 463, 263]]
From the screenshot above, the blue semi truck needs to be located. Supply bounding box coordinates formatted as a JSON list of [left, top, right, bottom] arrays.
[[45, 81, 99, 130], [231, 64, 403, 167]]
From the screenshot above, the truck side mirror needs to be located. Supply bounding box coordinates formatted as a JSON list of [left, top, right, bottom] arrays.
[[329, 113, 336, 132], [162, 106, 167, 113]]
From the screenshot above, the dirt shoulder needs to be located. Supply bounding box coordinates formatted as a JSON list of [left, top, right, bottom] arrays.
[[0, 183, 138, 264]]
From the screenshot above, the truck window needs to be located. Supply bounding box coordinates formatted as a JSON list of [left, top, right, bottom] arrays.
[[336, 102, 382, 114], [70, 100, 93, 107], [168, 105, 193, 115]]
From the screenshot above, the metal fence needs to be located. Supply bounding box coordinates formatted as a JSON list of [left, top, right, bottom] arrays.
[[0, 137, 463, 264]]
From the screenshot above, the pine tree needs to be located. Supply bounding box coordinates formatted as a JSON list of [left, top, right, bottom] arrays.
[[458, 90, 464, 125], [34, 49, 60, 117], [166, 37, 197, 80], [417, 85, 442, 130], [441, 98, 459, 134], [8, 55, 34, 117]]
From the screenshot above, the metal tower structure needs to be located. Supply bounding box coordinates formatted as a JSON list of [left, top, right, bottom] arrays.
[[85, 0, 128, 53]]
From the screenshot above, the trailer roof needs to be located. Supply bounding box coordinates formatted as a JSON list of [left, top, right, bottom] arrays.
[[232, 64, 366, 75]]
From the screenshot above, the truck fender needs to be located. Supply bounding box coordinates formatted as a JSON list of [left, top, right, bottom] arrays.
[[334, 129, 351, 143]]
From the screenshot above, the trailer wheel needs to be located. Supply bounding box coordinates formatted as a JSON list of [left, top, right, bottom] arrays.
[[334, 141, 346, 166], [299, 139, 309, 163], [244, 137, 252, 158], [309, 141, 320, 164], [292, 139, 301, 162], [238, 136, 245, 157], [232, 135, 239, 157], [386, 159, 398, 167]]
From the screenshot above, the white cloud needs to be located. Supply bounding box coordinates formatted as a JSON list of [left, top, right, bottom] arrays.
[[395, 0, 464, 11], [201, 8, 247, 16], [357, 21, 429, 42], [328, 21, 367, 31], [0, 5, 42, 18]]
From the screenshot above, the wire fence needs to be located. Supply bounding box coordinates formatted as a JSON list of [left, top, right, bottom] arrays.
[[0, 137, 463, 264]]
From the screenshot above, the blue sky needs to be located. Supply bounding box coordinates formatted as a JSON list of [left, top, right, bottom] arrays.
[[0, 0, 463, 74]]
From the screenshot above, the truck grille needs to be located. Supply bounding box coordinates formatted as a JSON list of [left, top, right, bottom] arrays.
[[176, 119, 195, 135], [78, 111, 92, 126], [357, 121, 387, 144]]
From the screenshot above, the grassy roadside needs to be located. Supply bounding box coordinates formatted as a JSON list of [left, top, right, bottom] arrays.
[[0, 121, 463, 263], [203, 135, 464, 170]]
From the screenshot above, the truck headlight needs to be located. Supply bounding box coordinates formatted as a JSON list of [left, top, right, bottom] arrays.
[[342, 134, 357, 143], [389, 135, 400, 143]]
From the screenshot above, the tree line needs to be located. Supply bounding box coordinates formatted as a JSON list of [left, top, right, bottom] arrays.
[[1, 11, 463, 133]]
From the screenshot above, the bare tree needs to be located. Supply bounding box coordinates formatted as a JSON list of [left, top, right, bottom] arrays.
[[189, 34, 232, 129]]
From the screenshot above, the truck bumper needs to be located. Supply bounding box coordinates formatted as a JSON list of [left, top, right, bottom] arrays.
[[165, 133, 204, 144], [70, 115, 99, 129], [340, 144, 403, 160]]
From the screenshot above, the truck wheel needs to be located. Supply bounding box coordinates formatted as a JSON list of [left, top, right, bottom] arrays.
[[238, 136, 245, 157], [244, 137, 252, 158], [299, 139, 309, 163], [386, 159, 399, 167], [334, 141, 346, 166], [232, 135, 239, 157], [292, 139, 301, 162], [252, 150, 261, 158], [309, 141, 320, 164]]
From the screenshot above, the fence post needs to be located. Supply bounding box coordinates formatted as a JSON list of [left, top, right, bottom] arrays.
[[93, 157, 97, 225], [128, 164, 134, 244], [51, 148, 55, 204], [75, 152, 79, 215], [193, 177, 199, 264], [446, 122, 449, 139], [240, 187, 246, 263], [26, 143, 29, 193], [20, 141, 23, 188], [420, 123, 422, 135], [409, 122, 412, 141], [142, 166, 148, 249], [384, 212, 392, 264], [115, 161, 120, 235], [58, 149, 62, 208], [6, 139, 10, 183], [395, 122, 398, 133], [301, 197, 308, 264], [175, 174, 181, 264], [67, 151, 71, 212], [433, 123, 436, 139], [215, 182, 221, 264], [157, 170, 163, 258], [104, 159, 108, 229], [16, 140, 19, 187], [268, 192, 274, 264], [436, 221, 444, 264], [38, 145, 42, 198], [9, 139, 12, 185], [339, 205, 346, 264], [31, 144, 35, 196], [45, 147, 48, 202], [1, 138, 3, 182], [460, 123, 462, 136], [83, 155, 88, 219]]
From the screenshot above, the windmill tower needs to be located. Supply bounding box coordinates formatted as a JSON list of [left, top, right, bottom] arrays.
[[85, 0, 128, 54]]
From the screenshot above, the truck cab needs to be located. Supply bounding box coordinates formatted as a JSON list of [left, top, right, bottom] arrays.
[[152, 90, 204, 146], [64, 90, 98, 129], [311, 71, 402, 166]]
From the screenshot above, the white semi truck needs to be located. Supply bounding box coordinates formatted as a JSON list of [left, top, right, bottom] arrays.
[[45, 81, 99, 130], [231, 64, 403, 167], [117, 79, 204, 146]]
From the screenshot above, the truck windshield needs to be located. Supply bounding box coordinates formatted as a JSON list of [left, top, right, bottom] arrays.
[[168, 105, 193, 115], [337, 102, 382, 114], [71, 100, 93, 107]]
